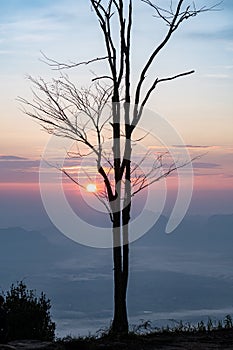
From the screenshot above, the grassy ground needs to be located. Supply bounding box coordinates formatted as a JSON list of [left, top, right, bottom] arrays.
[[57, 328, 233, 350], [56, 316, 233, 350]]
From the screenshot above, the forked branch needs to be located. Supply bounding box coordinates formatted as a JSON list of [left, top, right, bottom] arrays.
[[134, 0, 221, 116]]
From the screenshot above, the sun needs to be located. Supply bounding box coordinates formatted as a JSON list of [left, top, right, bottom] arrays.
[[86, 183, 97, 193]]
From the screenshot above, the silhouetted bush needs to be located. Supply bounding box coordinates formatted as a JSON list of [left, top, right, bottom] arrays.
[[4, 281, 55, 341]]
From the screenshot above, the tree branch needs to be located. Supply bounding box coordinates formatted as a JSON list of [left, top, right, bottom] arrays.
[[141, 69, 194, 109], [60, 166, 113, 222], [40, 51, 109, 70], [132, 0, 221, 126], [131, 154, 202, 196]]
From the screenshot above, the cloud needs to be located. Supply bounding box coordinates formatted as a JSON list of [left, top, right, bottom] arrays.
[[0, 1, 92, 47], [193, 162, 221, 169], [14, 34, 58, 43], [187, 27, 233, 42], [203, 74, 230, 79], [0, 155, 84, 183], [0, 169, 39, 183], [0, 18, 64, 46], [0, 50, 16, 55], [222, 174, 233, 178], [173, 145, 212, 149], [194, 172, 223, 177], [224, 65, 233, 69], [0, 155, 27, 160], [0, 160, 40, 169], [0, 156, 40, 183]]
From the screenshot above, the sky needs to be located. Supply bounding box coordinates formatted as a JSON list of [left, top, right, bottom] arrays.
[[0, 0, 233, 231]]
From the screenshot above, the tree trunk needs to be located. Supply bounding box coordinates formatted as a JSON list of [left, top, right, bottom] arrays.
[[111, 141, 131, 335], [111, 212, 129, 335]]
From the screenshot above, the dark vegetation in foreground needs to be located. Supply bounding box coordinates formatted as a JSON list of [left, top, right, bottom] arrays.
[[2, 326, 233, 350], [0, 281, 55, 342], [56, 316, 233, 349], [1, 282, 233, 349]]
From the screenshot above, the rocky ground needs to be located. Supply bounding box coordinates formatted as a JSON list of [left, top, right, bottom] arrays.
[[0, 328, 233, 350]]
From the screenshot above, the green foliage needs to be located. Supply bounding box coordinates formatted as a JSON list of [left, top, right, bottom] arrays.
[[4, 281, 55, 341]]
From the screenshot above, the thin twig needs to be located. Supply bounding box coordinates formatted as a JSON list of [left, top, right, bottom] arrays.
[[40, 51, 109, 70]]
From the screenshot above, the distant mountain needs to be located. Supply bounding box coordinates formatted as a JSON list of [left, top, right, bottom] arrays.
[[134, 214, 233, 252], [1, 214, 233, 264], [0, 226, 111, 265], [0, 213, 232, 286], [0, 226, 68, 262]]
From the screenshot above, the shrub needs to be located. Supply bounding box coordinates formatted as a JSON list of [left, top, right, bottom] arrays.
[[224, 314, 233, 329], [4, 281, 55, 341]]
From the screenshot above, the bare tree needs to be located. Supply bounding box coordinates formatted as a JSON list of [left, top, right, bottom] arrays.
[[19, 0, 219, 336]]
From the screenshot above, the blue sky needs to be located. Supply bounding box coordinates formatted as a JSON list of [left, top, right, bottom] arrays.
[[0, 0, 232, 222], [1, 0, 232, 141]]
